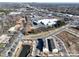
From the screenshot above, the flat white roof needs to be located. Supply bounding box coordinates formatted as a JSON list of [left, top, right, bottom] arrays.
[[8, 26, 16, 32], [9, 12, 22, 15], [37, 19, 58, 25]]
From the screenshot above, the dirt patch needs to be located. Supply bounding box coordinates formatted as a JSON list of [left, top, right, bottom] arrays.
[[56, 31, 79, 54]]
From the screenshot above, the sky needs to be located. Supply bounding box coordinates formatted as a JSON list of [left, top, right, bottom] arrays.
[[0, 0, 79, 3]]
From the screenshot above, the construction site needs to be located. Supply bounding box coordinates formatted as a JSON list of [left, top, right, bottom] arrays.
[[56, 31, 79, 56], [0, 3, 79, 57]]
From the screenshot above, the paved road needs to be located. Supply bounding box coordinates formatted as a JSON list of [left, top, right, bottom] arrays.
[[65, 28, 79, 37], [25, 24, 70, 39]]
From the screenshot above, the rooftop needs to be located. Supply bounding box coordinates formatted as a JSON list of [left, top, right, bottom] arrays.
[[9, 12, 22, 15]]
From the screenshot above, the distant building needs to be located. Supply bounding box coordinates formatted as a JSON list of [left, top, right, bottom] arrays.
[[70, 20, 79, 28], [8, 12, 22, 15], [32, 18, 60, 28], [8, 26, 17, 34]]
